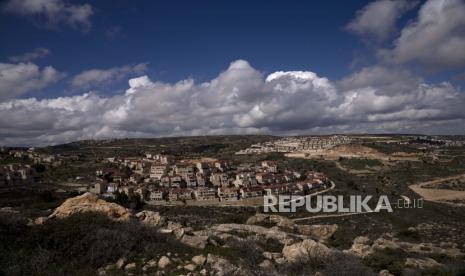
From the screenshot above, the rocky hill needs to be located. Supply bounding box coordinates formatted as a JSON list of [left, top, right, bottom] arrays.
[[1, 193, 464, 275]]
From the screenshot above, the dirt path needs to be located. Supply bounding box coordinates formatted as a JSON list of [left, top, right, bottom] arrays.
[[409, 174, 465, 204], [293, 210, 375, 222]]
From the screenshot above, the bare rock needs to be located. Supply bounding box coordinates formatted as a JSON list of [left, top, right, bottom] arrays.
[[184, 263, 197, 272], [166, 221, 183, 231], [135, 210, 163, 226], [282, 239, 331, 262], [192, 255, 206, 266], [246, 213, 295, 229], [211, 223, 304, 245], [97, 264, 115, 275], [206, 254, 242, 276], [347, 236, 464, 259], [34, 216, 48, 225], [0, 207, 18, 213], [353, 236, 371, 245], [124, 262, 136, 271], [158, 256, 171, 269], [173, 227, 185, 239], [146, 258, 158, 267], [180, 234, 208, 249], [405, 257, 442, 269], [49, 193, 130, 221], [259, 259, 274, 269], [295, 224, 338, 241], [116, 257, 127, 269], [439, 242, 457, 248], [97, 267, 106, 275], [345, 236, 373, 257], [371, 238, 400, 251], [346, 243, 372, 257], [379, 269, 394, 276], [208, 237, 219, 247], [159, 228, 173, 234], [263, 252, 282, 260], [274, 257, 286, 265]]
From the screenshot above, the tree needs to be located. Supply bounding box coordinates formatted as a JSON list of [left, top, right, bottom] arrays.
[[114, 190, 129, 206]]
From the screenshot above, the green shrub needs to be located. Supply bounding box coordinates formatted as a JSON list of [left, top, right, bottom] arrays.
[[363, 248, 406, 275], [0, 212, 190, 275]]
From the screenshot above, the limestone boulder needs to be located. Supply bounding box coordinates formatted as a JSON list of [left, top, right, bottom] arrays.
[[158, 256, 171, 269], [192, 255, 206, 266], [345, 236, 373, 257], [405, 257, 442, 269], [180, 234, 208, 249], [135, 210, 163, 226], [379, 269, 394, 276], [206, 254, 253, 276], [211, 223, 304, 245], [49, 193, 130, 221], [246, 213, 295, 229], [295, 224, 338, 241], [282, 239, 331, 263]]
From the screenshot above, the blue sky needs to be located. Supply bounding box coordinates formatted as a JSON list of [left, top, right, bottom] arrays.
[[1, 0, 465, 146], [1, 0, 400, 95]]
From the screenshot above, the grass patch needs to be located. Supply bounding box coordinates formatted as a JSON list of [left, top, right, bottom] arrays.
[[340, 158, 382, 170]]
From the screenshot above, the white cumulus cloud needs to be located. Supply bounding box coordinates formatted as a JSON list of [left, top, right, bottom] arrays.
[[1, 60, 465, 146], [71, 63, 149, 89], [8, 48, 51, 63], [2, 0, 93, 31], [0, 62, 65, 102], [379, 0, 465, 69], [346, 0, 418, 42]]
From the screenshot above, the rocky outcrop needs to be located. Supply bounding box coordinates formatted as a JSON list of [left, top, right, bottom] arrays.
[[135, 210, 163, 226], [206, 254, 253, 276], [246, 213, 295, 229], [49, 193, 131, 221], [345, 236, 373, 257], [180, 233, 209, 249], [405, 257, 442, 269], [346, 236, 464, 259], [246, 214, 337, 241], [211, 223, 305, 245], [295, 224, 338, 241], [282, 239, 331, 262]]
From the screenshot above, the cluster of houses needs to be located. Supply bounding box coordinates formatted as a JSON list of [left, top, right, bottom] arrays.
[[411, 136, 465, 148], [236, 135, 351, 154], [0, 148, 82, 187], [0, 164, 38, 186], [91, 153, 330, 203], [7, 148, 71, 167]]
